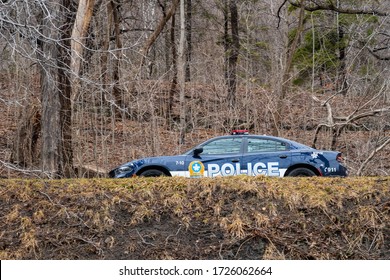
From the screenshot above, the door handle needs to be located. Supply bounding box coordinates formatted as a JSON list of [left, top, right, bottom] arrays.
[[279, 155, 288, 159], [231, 159, 240, 162]]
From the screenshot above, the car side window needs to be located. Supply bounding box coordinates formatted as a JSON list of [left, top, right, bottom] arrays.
[[247, 138, 287, 153], [201, 138, 242, 155]]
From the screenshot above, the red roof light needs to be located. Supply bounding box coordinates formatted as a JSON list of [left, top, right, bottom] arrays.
[[231, 129, 249, 135]]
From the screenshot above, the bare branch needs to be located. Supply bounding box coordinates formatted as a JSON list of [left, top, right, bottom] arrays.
[[0, 159, 50, 179], [367, 47, 390, 61], [276, 0, 288, 28], [334, 108, 390, 123], [357, 137, 390, 176], [288, 0, 389, 16], [139, 0, 180, 67], [311, 93, 390, 150]]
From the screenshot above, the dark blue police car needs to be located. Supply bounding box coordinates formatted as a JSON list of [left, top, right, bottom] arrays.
[[109, 130, 348, 178]]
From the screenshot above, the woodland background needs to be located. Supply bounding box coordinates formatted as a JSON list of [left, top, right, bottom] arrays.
[[0, 0, 389, 178]]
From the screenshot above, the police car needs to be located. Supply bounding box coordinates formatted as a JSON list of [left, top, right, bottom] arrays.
[[109, 130, 348, 178]]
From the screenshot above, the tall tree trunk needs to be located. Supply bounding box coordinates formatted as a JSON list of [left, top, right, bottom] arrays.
[[70, 0, 95, 90], [223, 0, 239, 111], [71, 0, 96, 176], [223, 0, 229, 83], [38, 0, 75, 178], [40, 53, 62, 178], [185, 0, 192, 82], [101, 1, 113, 102], [158, 1, 177, 126], [167, 13, 177, 128], [227, 0, 239, 110], [178, 0, 186, 144], [273, 4, 305, 136], [111, 1, 124, 117], [100, 1, 123, 117], [336, 25, 348, 95], [58, 14, 74, 177]]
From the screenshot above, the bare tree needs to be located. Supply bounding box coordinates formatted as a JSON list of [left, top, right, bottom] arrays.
[[222, 0, 239, 111], [37, 0, 75, 178], [71, 0, 96, 97], [185, 0, 192, 82], [178, 0, 186, 144], [274, 2, 305, 136]]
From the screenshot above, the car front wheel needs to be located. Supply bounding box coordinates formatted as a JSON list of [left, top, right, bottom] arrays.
[[139, 169, 166, 177], [288, 168, 316, 177]]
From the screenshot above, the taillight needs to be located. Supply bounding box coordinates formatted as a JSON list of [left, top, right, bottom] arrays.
[[336, 153, 343, 162]]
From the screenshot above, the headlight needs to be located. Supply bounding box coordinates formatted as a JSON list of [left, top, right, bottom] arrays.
[[117, 164, 134, 174]]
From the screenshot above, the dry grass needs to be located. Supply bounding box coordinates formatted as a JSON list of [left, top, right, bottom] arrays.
[[0, 176, 388, 259]]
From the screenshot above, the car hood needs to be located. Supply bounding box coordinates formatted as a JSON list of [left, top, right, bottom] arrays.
[[121, 155, 183, 168]]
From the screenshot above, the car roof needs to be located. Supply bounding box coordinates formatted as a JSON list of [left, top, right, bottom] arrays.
[[207, 134, 306, 143], [184, 134, 313, 154]]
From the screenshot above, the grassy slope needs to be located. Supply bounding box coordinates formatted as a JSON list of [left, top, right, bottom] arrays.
[[0, 176, 389, 260]]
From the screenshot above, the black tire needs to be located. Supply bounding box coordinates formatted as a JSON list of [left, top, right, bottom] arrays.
[[139, 169, 166, 177], [288, 167, 316, 177]]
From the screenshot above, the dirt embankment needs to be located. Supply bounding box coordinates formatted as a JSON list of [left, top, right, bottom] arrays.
[[0, 176, 389, 260]]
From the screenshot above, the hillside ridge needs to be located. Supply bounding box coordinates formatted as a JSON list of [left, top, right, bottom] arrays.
[[0, 176, 388, 260]]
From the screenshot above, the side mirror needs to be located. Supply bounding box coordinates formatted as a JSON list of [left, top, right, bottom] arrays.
[[193, 147, 203, 157]]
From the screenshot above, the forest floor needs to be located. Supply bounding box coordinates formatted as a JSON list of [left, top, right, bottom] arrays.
[[1, 79, 389, 260], [0, 176, 389, 260]]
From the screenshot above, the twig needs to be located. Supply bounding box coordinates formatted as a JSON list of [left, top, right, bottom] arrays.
[[234, 235, 255, 258], [71, 235, 104, 256], [136, 229, 156, 247], [219, 242, 224, 260], [165, 225, 182, 245], [38, 188, 91, 229]]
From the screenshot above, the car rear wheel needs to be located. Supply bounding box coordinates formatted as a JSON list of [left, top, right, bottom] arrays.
[[139, 169, 166, 177], [288, 168, 316, 177]]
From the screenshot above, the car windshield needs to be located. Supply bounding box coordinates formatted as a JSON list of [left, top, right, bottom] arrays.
[[201, 137, 242, 155]]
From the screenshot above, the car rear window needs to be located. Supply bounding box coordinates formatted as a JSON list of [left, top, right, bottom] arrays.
[[247, 138, 287, 152]]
